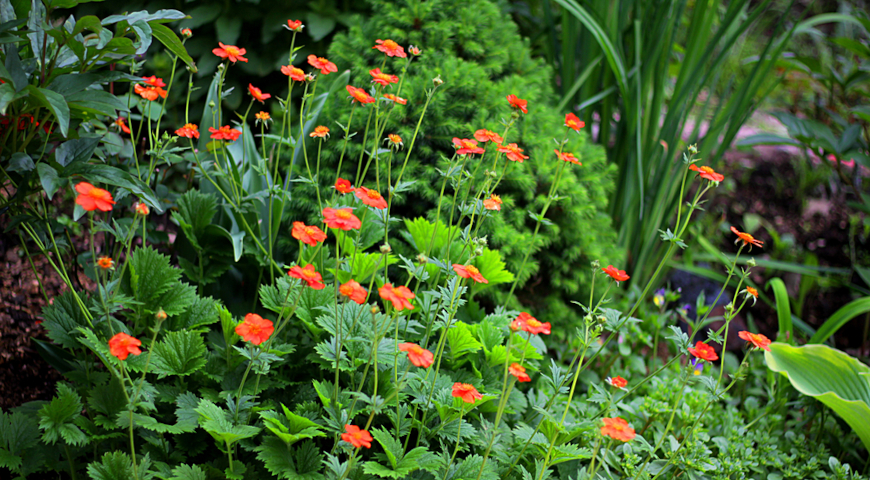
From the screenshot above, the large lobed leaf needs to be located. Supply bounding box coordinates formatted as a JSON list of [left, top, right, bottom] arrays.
[[764, 342, 870, 452]]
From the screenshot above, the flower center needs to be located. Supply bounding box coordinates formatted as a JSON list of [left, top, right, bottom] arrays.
[[302, 269, 316, 279], [366, 189, 381, 199], [317, 57, 328, 64], [466, 265, 480, 276], [340, 284, 353, 296], [305, 227, 317, 236], [701, 166, 715, 174], [383, 40, 398, 49], [336, 210, 352, 219], [527, 319, 541, 328], [226, 46, 240, 56]]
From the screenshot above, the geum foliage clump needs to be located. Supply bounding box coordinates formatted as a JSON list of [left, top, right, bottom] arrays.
[[1, 2, 868, 480]]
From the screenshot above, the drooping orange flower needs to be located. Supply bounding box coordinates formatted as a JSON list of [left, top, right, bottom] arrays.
[[689, 164, 724, 183], [307, 55, 337, 75], [291, 221, 327, 246], [180, 28, 193, 38], [399, 343, 434, 368], [310, 126, 330, 138], [342, 425, 373, 449], [213, 42, 248, 63], [373, 39, 406, 58], [601, 417, 635, 442], [235, 313, 274, 345], [355, 186, 388, 209], [378, 283, 415, 311], [209, 125, 242, 141], [606, 376, 628, 389], [565, 112, 585, 132], [730, 226, 763, 250], [175, 123, 200, 139], [346, 85, 375, 104], [286, 19, 303, 31], [506, 94, 528, 114], [134, 202, 149, 216], [452, 383, 483, 404], [340, 280, 368, 304], [509, 363, 531, 382], [322, 207, 362, 230], [555, 149, 581, 165], [334, 178, 354, 194], [248, 84, 271, 103], [114, 117, 131, 134], [522, 316, 551, 336], [498, 143, 528, 163], [453, 263, 488, 284], [382, 93, 407, 105], [134, 83, 167, 101], [281, 65, 306, 82], [287, 264, 326, 290], [97, 256, 114, 270], [370, 68, 398, 86], [738, 331, 771, 352], [386, 133, 403, 148], [688, 341, 718, 362], [602, 265, 630, 283], [452, 137, 485, 155], [255, 112, 271, 125], [510, 312, 535, 332], [75, 182, 115, 212], [483, 194, 502, 211], [109, 332, 142, 361], [474, 129, 504, 144]]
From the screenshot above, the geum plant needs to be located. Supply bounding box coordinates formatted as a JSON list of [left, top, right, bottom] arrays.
[[1, 13, 801, 480]]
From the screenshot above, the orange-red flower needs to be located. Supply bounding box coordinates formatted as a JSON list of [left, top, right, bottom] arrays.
[[235, 313, 274, 345], [248, 84, 271, 103], [373, 39, 406, 58], [255, 112, 271, 123], [209, 125, 242, 141], [601, 417, 635, 442], [452, 382, 482, 404], [738, 331, 771, 352], [730, 226, 763, 250], [379, 283, 415, 311], [399, 343, 434, 368], [141, 75, 166, 88], [97, 256, 114, 270], [175, 123, 200, 139], [281, 65, 306, 82], [308, 55, 337, 75], [114, 117, 131, 134], [342, 425, 372, 449], [565, 112, 585, 132], [109, 332, 142, 361], [483, 194, 502, 211], [387, 133, 403, 148], [453, 137, 485, 155], [474, 129, 504, 144], [555, 149, 581, 165], [310, 126, 330, 138], [288, 264, 326, 290], [506, 94, 528, 114], [134, 202, 149, 216], [322, 207, 362, 230], [498, 143, 528, 163], [75, 182, 115, 212], [746, 286, 759, 298], [334, 178, 354, 194], [602, 265, 629, 283], [340, 280, 368, 304], [688, 341, 718, 362], [689, 164, 724, 183], [347, 85, 375, 104], [382, 93, 407, 105], [286, 19, 303, 31], [291, 221, 327, 246], [134, 83, 167, 101], [408, 45, 421, 56], [370, 68, 398, 86], [522, 316, 551, 336], [355, 186, 388, 209], [509, 363, 531, 382], [213, 42, 248, 63], [510, 312, 535, 332], [606, 376, 628, 389], [453, 263, 488, 284]]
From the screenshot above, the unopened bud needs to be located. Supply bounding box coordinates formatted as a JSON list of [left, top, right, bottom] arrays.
[[155, 309, 167, 322], [208, 101, 216, 108], [725, 302, 734, 312], [370, 305, 380, 315], [688, 144, 698, 155], [591, 259, 600, 269], [416, 253, 428, 264], [511, 110, 520, 120], [186, 65, 198, 74], [746, 258, 756, 268], [380, 243, 392, 254], [596, 315, 606, 324], [306, 73, 317, 83], [432, 75, 443, 87], [474, 246, 484, 256]]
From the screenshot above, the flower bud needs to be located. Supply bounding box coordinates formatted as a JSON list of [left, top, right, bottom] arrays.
[[432, 75, 443, 87], [186, 65, 198, 74], [180, 28, 193, 38], [306, 73, 317, 83], [746, 258, 756, 268], [208, 101, 216, 108], [688, 144, 698, 155], [416, 254, 428, 264], [474, 246, 484, 256], [370, 305, 380, 315], [591, 259, 600, 269], [380, 243, 392, 254], [155, 309, 167, 322]]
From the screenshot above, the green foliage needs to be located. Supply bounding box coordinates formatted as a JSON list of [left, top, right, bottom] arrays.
[[37, 383, 87, 446], [149, 330, 208, 378], [121, 246, 197, 317], [764, 343, 870, 452], [302, 0, 622, 324]]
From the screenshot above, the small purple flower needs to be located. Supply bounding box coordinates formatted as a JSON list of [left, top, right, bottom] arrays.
[[691, 358, 704, 375], [653, 288, 666, 307]]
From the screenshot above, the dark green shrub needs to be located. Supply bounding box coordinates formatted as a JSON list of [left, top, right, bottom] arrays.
[[288, 0, 624, 325]]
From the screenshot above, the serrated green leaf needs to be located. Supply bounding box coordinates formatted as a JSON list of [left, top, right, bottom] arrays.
[[170, 464, 207, 480], [150, 330, 207, 378], [255, 437, 324, 480], [173, 189, 217, 251], [86, 451, 136, 480], [121, 246, 182, 311], [38, 383, 87, 446], [196, 399, 260, 445], [446, 321, 482, 363], [259, 404, 325, 446], [41, 290, 90, 349]]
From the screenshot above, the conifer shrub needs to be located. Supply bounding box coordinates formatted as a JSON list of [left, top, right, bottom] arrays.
[[293, 0, 624, 323]]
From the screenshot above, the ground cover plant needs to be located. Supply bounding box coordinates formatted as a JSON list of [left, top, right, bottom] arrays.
[[1, 1, 869, 479]]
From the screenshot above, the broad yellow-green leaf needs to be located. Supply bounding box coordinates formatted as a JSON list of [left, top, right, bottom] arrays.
[[764, 343, 870, 452]]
